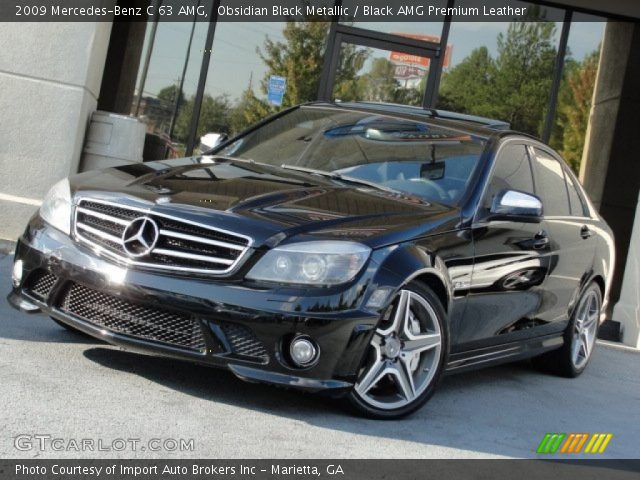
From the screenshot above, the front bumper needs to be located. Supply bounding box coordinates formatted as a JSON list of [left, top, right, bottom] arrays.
[[9, 219, 385, 394]]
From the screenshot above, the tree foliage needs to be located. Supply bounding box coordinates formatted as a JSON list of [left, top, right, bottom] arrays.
[[157, 84, 185, 107], [257, 21, 330, 107], [439, 22, 557, 136], [174, 94, 231, 143], [552, 50, 599, 172], [438, 46, 495, 114]]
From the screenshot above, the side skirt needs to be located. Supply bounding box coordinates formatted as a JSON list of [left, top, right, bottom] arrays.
[[445, 333, 564, 374]]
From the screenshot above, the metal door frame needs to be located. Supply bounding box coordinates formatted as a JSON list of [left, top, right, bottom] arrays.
[[318, 24, 445, 108]]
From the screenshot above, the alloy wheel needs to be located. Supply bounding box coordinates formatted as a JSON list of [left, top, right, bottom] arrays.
[[572, 289, 600, 369], [354, 289, 442, 410]]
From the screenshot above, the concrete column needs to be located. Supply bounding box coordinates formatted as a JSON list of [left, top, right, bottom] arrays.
[[98, 20, 149, 114], [579, 23, 632, 210], [580, 22, 640, 318], [613, 191, 640, 347], [0, 22, 112, 240]]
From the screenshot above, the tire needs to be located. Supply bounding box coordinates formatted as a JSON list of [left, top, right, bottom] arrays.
[[532, 282, 601, 378], [347, 281, 448, 419], [51, 316, 91, 338]]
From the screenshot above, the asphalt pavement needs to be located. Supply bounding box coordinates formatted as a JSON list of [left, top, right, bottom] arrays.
[[0, 254, 638, 459]]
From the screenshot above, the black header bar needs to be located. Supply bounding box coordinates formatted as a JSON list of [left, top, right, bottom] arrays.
[[1, 0, 627, 22], [1, 459, 640, 480]]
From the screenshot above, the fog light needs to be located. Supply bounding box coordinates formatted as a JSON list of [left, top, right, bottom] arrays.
[[289, 336, 319, 367], [12, 260, 23, 287]]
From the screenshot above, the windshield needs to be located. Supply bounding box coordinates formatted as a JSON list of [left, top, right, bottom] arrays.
[[218, 106, 487, 205]]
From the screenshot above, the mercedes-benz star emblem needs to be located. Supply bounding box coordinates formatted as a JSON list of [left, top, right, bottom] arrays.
[[122, 217, 159, 258]]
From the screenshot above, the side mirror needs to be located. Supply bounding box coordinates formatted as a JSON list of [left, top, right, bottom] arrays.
[[198, 132, 228, 154], [489, 189, 543, 223]]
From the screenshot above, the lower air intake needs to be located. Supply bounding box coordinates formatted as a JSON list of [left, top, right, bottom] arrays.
[[26, 270, 58, 301], [220, 322, 269, 362], [59, 283, 206, 352]]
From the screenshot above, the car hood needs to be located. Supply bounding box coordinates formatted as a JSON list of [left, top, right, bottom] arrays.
[[70, 157, 461, 248]]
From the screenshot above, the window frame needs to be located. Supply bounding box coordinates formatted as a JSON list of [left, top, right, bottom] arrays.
[[528, 144, 593, 219], [563, 166, 590, 218], [475, 138, 537, 222], [527, 145, 573, 218]]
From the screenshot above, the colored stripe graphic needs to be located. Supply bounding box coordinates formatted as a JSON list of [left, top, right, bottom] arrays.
[[560, 433, 588, 453], [537, 433, 565, 453], [585, 433, 613, 453], [539, 433, 613, 454], [574, 433, 589, 453]]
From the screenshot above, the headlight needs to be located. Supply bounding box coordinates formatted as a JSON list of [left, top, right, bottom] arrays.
[[246, 241, 371, 286], [39, 178, 72, 235]]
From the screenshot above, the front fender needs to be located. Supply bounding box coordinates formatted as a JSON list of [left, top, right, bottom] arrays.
[[366, 239, 461, 315]]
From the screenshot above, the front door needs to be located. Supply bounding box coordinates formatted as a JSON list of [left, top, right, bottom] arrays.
[[457, 141, 556, 350]]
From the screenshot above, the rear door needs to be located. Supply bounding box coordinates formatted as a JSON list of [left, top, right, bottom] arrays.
[[528, 146, 597, 323]]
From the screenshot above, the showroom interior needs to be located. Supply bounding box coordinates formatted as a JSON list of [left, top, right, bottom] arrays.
[[1, 0, 639, 347]]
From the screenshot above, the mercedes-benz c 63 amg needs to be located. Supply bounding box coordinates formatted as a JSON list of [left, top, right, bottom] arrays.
[[8, 102, 614, 418]]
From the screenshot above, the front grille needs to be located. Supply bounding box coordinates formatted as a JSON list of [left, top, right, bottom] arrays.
[[59, 283, 206, 352], [25, 270, 58, 301], [220, 322, 269, 361], [73, 198, 252, 274]]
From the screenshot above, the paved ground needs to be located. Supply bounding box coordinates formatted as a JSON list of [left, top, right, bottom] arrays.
[[0, 255, 638, 459]]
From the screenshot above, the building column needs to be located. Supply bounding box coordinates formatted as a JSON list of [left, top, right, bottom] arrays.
[[0, 22, 112, 240], [579, 22, 640, 339], [613, 192, 640, 347]]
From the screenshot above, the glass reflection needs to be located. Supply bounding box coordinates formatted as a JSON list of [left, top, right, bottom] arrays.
[[438, 1, 562, 137], [549, 16, 605, 173]]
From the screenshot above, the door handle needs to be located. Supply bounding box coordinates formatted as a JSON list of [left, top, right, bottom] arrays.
[[533, 230, 550, 249], [580, 225, 593, 239]]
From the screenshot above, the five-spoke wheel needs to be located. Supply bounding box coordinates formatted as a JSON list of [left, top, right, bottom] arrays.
[[349, 283, 447, 418], [532, 282, 601, 377], [571, 287, 600, 370]]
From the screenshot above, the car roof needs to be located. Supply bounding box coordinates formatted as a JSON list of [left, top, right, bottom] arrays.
[[302, 101, 511, 139]]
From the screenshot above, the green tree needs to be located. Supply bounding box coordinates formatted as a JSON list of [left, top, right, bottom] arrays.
[[328, 43, 370, 101], [438, 20, 557, 136], [492, 21, 557, 135], [257, 21, 331, 106], [174, 94, 232, 143], [257, 21, 370, 105], [554, 49, 600, 172], [348, 57, 423, 106], [231, 20, 369, 132], [157, 84, 185, 107], [438, 46, 495, 114], [356, 58, 399, 103], [229, 87, 272, 134]]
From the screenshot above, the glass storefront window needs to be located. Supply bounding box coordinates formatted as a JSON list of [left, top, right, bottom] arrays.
[[132, 21, 208, 158], [331, 44, 432, 106], [437, 1, 562, 138], [194, 21, 330, 149], [549, 16, 605, 173], [126, 5, 606, 165]]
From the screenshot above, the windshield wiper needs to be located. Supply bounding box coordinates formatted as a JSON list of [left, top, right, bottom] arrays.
[[280, 164, 398, 193]]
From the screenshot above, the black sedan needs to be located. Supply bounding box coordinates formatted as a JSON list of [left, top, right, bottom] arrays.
[[8, 102, 614, 418]]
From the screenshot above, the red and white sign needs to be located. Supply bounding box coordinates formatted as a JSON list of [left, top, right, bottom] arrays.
[[389, 33, 453, 71]]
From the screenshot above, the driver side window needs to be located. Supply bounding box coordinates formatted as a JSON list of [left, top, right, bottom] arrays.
[[481, 143, 535, 214]]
